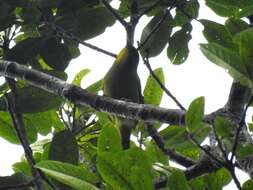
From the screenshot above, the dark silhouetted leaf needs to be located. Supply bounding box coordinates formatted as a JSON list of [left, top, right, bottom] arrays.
[[167, 23, 192, 64], [49, 130, 79, 165], [40, 38, 72, 71], [174, 0, 199, 26], [140, 13, 173, 58], [5, 37, 45, 64], [57, 6, 116, 41], [0, 86, 63, 113], [225, 18, 248, 36]]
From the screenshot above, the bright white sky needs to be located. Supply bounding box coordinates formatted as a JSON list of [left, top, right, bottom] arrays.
[[0, 1, 251, 189]]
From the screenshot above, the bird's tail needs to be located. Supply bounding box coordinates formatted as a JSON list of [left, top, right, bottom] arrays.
[[118, 118, 136, 149], [120, 124, 131, 149]]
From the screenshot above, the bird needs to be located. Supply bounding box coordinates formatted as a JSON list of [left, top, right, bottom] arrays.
[[103, 44, 142, 149]]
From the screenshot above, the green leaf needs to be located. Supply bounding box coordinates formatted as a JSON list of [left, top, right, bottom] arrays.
[[248, 123, 253, 133], [242, 180, 253, 190], [0, 86, 63, 113], [161, 124, 210, 150], [0, 112, 37, 144], [160, 125, 190, 148], [167, 23, 192, 64], [200, 43, 252, 88], [225, 18, 249, 36], [97, 113, 122, 153], [162, 123, 207, 149], [214, 116, 233, 138], [86, 79, 103, 93], [24, 110, 64, 135], [186, 97, 205, 132], [167, 170, 191, 190], [143, 68, 164, 105], [236, 143, 253, 159], [174, 0, 199, 26], [200, 19, 234, 48], [40, 38, 72, 71], [204, 168, 231, 190], [235, 5, 253, 18], [72, 69, 91, 86], [191, 124, 211, 145], [5, 37, 45, 64], [97, 147, 154, 190], [189, 176, 206, 190], [233, 28, 253, 69], [49, 130, 79, 165], [65, 40, 81, 59], [205, 0, 253, 18], [205, 0, 238, 17], [36, 160, 99, 190], [140, 13, 173, 58], [145, 142, 168, 164], [13, 162, 32, 177], [57, 6, 116, 41]]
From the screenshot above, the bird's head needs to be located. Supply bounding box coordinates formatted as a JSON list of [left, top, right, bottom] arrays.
[[115, 45, 139, 69]]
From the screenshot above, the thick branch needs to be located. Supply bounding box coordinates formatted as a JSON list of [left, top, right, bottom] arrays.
[[0, 60, 185, 125], [224, 81, 251, 116], [0, 180, 34, 189], [5, 93, 44, 190]]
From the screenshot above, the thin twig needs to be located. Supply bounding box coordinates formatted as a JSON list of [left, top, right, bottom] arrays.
[[101, 0, 129, 28], [138, 0, 161, 19], [226, 164, 242, 190], [143, 56, 186, 111], [41, 22, 117, 58], [5, 92, 44, 190], [146, 123, 195, 167], [75, 119, 96, 136], [176, 4, 200, 22], [230, 96, 253, 162], [72, 104, 77, 130], [188, 133, 225, 166], [59, 106, 70, 129], [137, 9, 171, 51], [212, 124, 229, 162]]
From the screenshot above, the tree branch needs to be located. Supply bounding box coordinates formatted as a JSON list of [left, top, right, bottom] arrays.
[[137, 0, 161, 19], [142, 56, 186, 110], [146, 123, 195, 167], [5, 91, 44, 190], [0, 60, 186, 125], [41, 22, 117, 58], [0, 180, 34, 189], [101, 0, 129, 28]]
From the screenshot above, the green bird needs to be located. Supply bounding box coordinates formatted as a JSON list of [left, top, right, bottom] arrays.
[[103, 45, 142, 149]]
